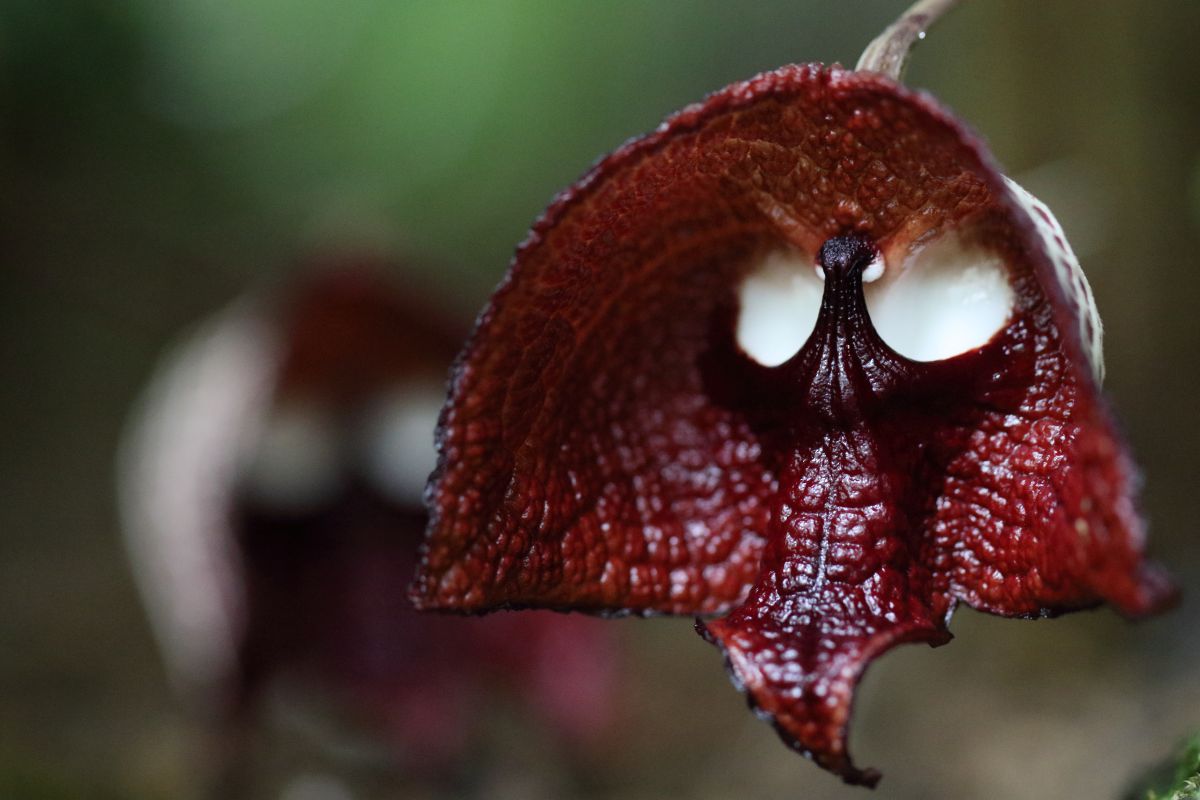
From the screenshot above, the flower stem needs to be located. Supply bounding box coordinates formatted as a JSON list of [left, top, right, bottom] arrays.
[[855, 0, 963, 81]]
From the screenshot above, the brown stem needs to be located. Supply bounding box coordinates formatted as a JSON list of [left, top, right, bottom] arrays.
[[855, 0, 963, 81]]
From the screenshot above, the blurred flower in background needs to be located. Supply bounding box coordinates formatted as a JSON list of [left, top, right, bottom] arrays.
[[118, 262, 621, 798], [1, 1, 1199, 798]]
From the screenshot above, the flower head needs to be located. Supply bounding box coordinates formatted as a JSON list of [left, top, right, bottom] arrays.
[[410, 65, 1175, 785]]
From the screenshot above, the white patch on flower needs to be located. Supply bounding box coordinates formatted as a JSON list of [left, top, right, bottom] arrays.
[[358, 381, 445, 507], [866, 233, 1014, 362], [1004, 176, 1104, 382], [860, 252, 885, 283], [813, 252, 884, 283], [736, 251, 825, 367]]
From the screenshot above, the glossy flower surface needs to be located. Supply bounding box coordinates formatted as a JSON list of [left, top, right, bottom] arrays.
[[409, 65, 1175, 786]]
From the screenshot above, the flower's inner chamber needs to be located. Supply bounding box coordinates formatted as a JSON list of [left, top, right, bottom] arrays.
[[735, 232, 1014, 366]]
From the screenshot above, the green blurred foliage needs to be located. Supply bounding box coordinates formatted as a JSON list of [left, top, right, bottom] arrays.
[[1129, 734, 1200, 800]]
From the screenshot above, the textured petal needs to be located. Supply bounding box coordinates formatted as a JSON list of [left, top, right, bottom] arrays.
[[412, 64, 995, 614], [411, 63, 1174, 784], [927, 367, 1176, 619], [697, 421, 954, 787], [700, 606, 948, 788]]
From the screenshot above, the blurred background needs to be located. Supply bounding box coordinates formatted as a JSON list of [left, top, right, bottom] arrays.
[[1, 1, 1198, 798]]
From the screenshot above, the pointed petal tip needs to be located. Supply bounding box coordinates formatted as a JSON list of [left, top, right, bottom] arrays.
[[695, 616, 899, 789], [697, 604, 955, 788]]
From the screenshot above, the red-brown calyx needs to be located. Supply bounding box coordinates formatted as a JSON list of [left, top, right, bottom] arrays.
[[409, 65, 1175, 787]]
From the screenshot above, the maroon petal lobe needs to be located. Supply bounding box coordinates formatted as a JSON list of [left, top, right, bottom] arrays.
[[411, 65, 1175, 784]]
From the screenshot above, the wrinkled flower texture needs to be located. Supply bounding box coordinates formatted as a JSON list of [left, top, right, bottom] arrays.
[[410, 61, 1176, 786]]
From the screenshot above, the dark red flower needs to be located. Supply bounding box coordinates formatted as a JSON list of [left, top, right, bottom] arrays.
[[409, 65, 1176, 786], [120, 261, 620, 780]]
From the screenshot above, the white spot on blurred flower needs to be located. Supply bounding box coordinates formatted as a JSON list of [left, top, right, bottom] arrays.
[[358, 381, 445, 507], [240, 403, 344, 514]]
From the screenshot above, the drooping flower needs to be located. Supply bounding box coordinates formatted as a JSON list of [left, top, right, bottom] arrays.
[[119, 261, 620, 782], [409, 64, 1176, 786]]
